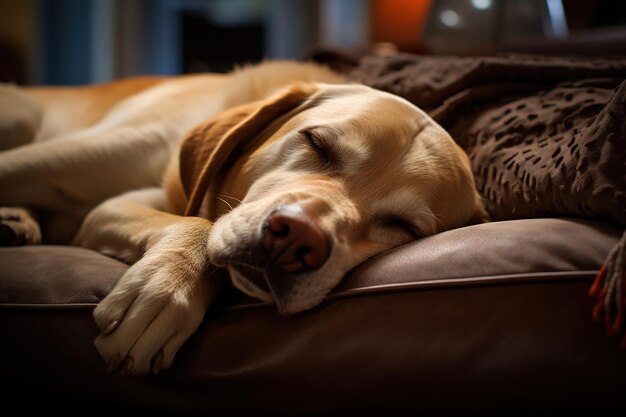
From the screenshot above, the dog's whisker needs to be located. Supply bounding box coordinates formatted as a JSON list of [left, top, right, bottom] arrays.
[[218, 192, 243, 204], [214, 195, 235, 212], [416, 208, 448, 231]]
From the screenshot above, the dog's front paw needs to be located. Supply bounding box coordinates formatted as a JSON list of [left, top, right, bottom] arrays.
[[0, 207, 40, 245], [93, 223, 225, 375]]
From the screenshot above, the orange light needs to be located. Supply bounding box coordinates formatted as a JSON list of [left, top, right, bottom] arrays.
[[371, 0, 433, 52]]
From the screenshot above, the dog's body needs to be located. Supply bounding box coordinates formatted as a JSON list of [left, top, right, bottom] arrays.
[[0, 61, 486, 375]]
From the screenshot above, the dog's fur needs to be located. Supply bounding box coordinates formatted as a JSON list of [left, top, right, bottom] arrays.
[[0, 61, 487, 375]]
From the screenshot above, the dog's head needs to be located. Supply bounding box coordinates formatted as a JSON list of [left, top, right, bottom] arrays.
[[180, 83, 487, 315]]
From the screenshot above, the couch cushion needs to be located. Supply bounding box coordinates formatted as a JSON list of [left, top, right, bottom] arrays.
[[0, 245, 126, 306], [1, 218, 625, 414], [338, 217, 621, 293]]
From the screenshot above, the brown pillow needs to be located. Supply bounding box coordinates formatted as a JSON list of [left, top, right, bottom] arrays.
[[347, 54, 626, 226]]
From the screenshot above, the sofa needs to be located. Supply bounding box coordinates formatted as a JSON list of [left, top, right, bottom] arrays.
[[2, 52, 626, 414]]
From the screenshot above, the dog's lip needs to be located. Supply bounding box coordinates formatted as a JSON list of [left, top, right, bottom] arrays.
[[274, 294, 326, 316], [229, 262, 272, 297], [230, 266, 324, 314]]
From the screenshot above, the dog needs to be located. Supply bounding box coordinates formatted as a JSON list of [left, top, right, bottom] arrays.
[[0, 60, 487, 375]]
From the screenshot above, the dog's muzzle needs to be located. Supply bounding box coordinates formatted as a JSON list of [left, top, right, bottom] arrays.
[[220, 203, 333, 311]]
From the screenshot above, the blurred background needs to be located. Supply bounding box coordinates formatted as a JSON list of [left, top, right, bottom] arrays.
[[1, 0, 625, 86]]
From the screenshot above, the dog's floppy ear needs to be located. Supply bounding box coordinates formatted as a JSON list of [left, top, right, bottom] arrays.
[[180, 83, 318, 218]]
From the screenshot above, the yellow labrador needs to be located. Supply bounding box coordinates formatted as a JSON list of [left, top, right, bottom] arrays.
[[0, 61, 487, 375]]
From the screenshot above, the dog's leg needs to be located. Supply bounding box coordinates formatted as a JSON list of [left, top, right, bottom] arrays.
[[0, 84, 42, 151], [74, 187, 226, 375], [0, 125, 171, 244], [0, 87, 45, 244], [0, 125, 170, 206]]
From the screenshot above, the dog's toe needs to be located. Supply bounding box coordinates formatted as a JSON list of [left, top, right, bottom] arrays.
[[0, 208, 41, 245], [105, 353, 122, 375]]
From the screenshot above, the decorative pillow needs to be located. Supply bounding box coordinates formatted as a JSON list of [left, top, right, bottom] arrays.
[[347, 53, 626, 226]]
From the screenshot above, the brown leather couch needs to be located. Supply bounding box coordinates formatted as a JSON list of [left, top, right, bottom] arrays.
[[2, 217, 625, 414]]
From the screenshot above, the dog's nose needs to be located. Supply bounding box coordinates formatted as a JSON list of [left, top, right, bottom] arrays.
[[263, 204, 330, 273]]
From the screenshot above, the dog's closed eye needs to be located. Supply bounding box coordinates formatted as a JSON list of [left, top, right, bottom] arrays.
[[380, 216, 423, 240], [300, 127, 337, 167]]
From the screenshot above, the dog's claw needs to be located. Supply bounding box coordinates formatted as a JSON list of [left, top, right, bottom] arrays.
[[106, 354, 122, 376], [151, 350, 163, 375], [120, 356, 134, 376], [102, 319, 119, 335]]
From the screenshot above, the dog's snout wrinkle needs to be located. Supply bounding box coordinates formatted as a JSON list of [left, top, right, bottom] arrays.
[[262, 204, 330, 273]]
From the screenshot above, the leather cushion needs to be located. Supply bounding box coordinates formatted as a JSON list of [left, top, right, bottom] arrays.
[[1, 218, 624, 414], [0, 245, 125, 306], [1, 218, 625, 414]]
